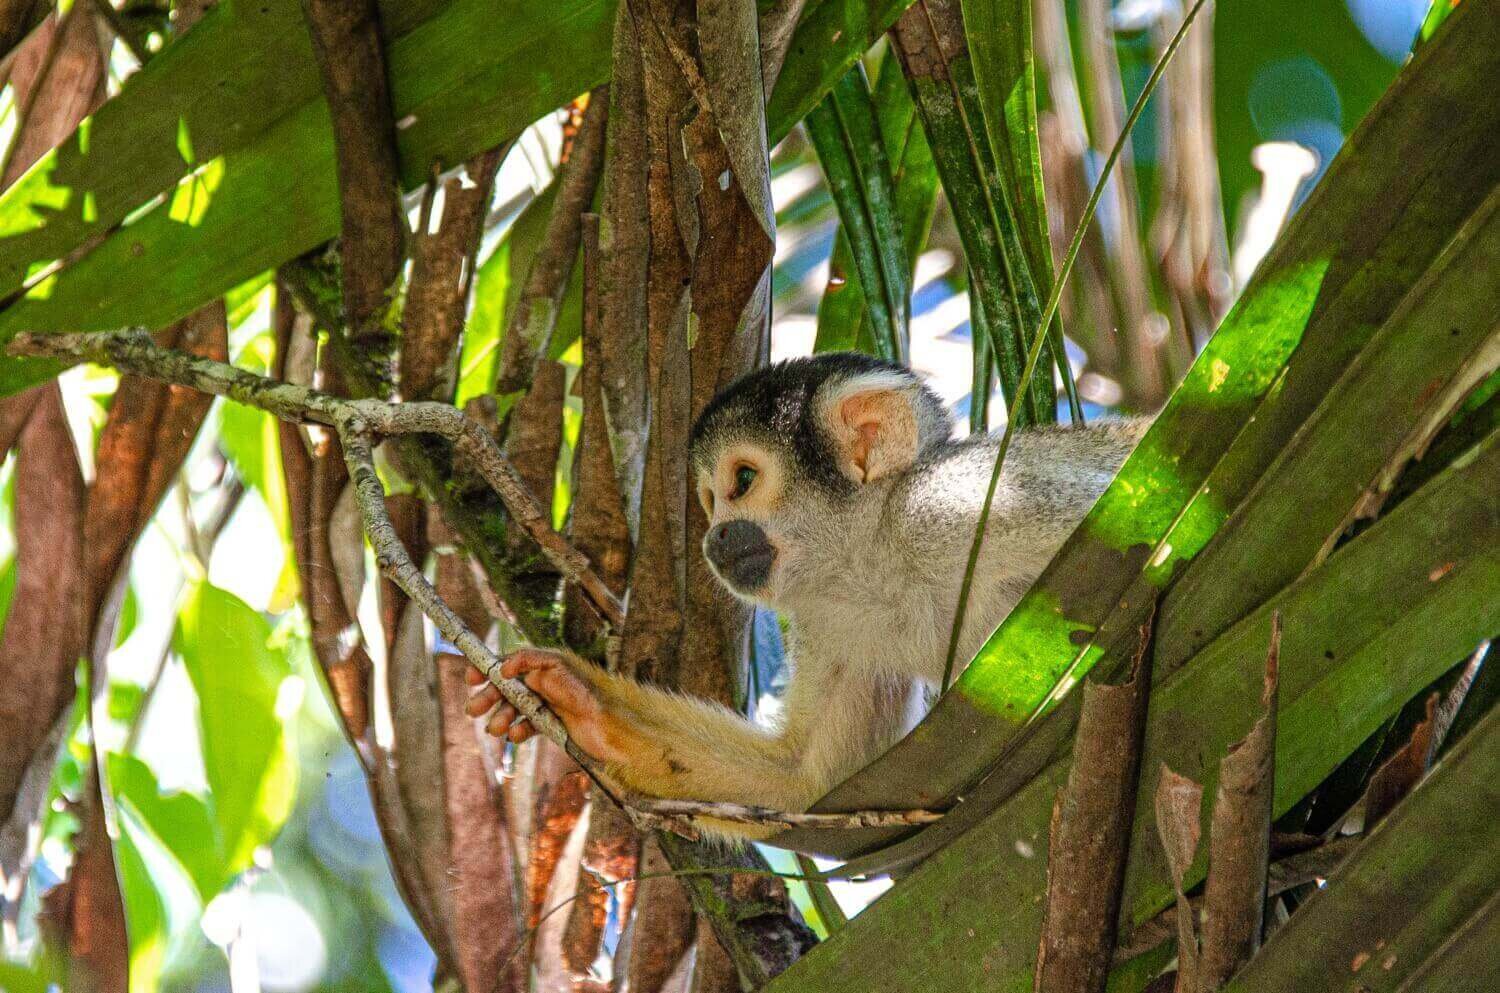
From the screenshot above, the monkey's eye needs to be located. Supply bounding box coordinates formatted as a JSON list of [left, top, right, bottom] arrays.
[[730, 464, 758, 500]]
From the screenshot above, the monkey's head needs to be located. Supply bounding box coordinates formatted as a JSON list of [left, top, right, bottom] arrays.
[[688, 353, 951, 606]]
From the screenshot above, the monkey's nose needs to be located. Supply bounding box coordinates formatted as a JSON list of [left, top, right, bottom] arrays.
[[705, 520, 775, 590]]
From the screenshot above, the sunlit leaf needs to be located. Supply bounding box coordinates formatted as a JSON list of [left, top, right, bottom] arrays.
[[174, 582, 297, 876], [113, 811, 169, 993], [108, 753, 223, 903], [0, 0, 914, 398]]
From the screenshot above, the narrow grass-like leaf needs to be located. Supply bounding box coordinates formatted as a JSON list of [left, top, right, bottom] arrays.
[[890, 0, 1057, 424], [806, 64, 910, 362], [969, 281, 993, 432], [815, 52, 938, 356], [936, 0, 1209, 693], [960, 0, 1082, 422]]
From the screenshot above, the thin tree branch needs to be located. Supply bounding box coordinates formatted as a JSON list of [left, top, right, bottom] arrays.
[[15, 328, 624, 627], [10, 329, 944, 837]]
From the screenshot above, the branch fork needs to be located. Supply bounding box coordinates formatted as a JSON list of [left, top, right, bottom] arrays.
[[9, 329, 945, 839]]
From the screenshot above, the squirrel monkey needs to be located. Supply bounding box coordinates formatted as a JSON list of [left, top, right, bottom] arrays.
[[466, 353, 1145, 834]]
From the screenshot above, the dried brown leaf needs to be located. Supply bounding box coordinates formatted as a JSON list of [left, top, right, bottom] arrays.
[[526, 743, 590, 928], [1036, 617, 1156, 993], [1364, 692, 1438, 828], [1198, 615, 1281, 991], [1154, 764, 1205, 993]]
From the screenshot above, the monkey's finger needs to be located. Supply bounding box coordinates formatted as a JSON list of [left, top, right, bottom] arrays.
[[499, 648, 563, 680], [486, 704, 518, 739], [521, 667, 600, 721], [464, 666, 488, 687], [507, 718, 533, 744], [465, 685, 503, 717]]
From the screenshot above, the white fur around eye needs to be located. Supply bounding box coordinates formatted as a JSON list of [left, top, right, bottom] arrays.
[[712, 443, 782, 515]]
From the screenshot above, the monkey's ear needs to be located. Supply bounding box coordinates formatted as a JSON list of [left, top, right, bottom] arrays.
[[828, 387, 920, 483]]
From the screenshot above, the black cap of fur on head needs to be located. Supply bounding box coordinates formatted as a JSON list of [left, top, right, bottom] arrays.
[[689, 353, 952, 496]]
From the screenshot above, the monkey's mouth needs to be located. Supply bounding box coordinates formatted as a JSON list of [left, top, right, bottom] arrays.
[[720, 547, 775, 592]]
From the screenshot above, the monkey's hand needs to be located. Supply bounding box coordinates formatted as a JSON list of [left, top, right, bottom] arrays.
[[464, 649, 634, 766], [465, 647, 824, 825]]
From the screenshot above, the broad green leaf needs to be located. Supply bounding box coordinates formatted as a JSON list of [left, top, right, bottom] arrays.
[[0, 0, 916, 397], [108, 753, 223, 903], [1223, 700, 1499, 992], [767, 427, 1500, 992], [458, 239, 512, 407], [775, 1, 1500, 863], [806, 64, 910, 362], [174, 583, 296, 876]]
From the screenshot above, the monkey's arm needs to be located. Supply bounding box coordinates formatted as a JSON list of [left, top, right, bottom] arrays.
[[476, 649, 831, 816]]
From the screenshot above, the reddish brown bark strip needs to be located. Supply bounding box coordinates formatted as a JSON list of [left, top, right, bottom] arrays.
[[272, 286, 375, 744], [403, 148, 505, 403], [434, 544, 527, 991], [628, 837, 696, 993], [526, 744, 591, 930], [564, 215, 631, 652], [494, 88, 608, 402], [298, 0, 405, 372], [0, 384, 86, 823], [86, 305, 228, 622], [0, 2, 104, 186], [1035, 614, 1157, 993]]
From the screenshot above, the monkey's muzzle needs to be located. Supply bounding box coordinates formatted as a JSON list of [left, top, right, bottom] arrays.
[[705, 519, 776, 592]]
